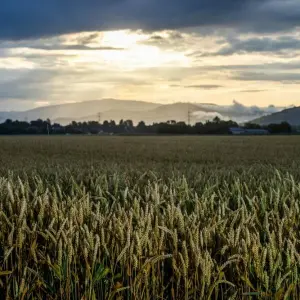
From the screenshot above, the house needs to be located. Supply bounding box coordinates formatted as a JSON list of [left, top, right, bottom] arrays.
[[229, 127, 246, 135], [229, 127, 269, 135], [244, 129, 269, 135]]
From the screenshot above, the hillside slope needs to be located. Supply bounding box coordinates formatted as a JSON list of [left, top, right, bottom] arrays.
[[251, 107, 300, 126], [0, 99, 290, 125], [0, 99, 161, 123]]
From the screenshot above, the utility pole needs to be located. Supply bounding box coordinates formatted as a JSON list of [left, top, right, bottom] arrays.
[[187, 107, 192, 126], [47, 118, 50, 136]]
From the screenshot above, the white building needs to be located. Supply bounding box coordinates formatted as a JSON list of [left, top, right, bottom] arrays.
[[229, 127, 269, 135]]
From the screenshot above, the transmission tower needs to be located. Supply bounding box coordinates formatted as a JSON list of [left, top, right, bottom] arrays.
[[97, 112, 101, 124]]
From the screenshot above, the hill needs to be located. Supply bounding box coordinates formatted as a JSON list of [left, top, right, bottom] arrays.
[[0, 100, 215, 125], [251, 107, 300, 126], [0, 99, 289, 125], [0, 99, 161, 124]]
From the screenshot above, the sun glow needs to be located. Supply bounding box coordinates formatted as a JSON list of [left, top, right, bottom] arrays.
[[99, 30, 148, 48], [68, 30, 190, 70]]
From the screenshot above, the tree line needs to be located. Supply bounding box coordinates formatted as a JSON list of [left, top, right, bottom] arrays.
[[0, 117, 293, 135]]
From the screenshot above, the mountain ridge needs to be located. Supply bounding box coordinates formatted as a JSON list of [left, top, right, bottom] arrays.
[[251, 106, 300, 126], [0, 99, 291, 125]]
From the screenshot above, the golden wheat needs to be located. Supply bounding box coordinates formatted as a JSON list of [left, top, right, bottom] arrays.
[[0, 136, 299, 299]]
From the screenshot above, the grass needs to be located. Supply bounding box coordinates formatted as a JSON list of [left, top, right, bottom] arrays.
[[0, 135, 299, 299]]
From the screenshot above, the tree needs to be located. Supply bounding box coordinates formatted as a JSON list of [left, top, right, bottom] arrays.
[[244, 122, 261, 129], [267, 122, 292, 134], [124, 120, 134, 132], [0, 116, 293, 136], [102, 120, 110, 132], [213, 116, 221, 124], [137, 121, 146, 133]]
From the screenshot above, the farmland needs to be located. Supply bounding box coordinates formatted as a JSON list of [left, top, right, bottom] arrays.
[[0, 136, 300, 299]]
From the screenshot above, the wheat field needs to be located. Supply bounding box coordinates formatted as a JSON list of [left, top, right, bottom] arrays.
[[0, 136, 299, 299]]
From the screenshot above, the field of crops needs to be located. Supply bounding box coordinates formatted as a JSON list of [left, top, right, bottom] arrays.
[[0, 136, 299, 299]]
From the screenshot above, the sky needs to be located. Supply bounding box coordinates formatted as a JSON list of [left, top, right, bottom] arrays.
[[0, 0, 300, 111]]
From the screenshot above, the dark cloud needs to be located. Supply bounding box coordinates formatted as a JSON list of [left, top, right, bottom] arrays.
[[1, 0, 300, 40], [149, 35, 164, 41], [168, 84, 223, 89], [140, 31, 187, 51], [29, 45, 124, 51], [204, 61, 300, 71], [0, 39, 124, 51], [185, 84, 223, 89], [233, 71, 300, 83], [201, 36, 300, 56], [239, 89, 268, 93], [142, 31, 184, 45], [75, 33, 100, 45]]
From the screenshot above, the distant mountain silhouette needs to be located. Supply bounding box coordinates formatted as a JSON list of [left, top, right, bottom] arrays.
[[0, 100, 217, 125], [0, 99, 159, 124], [251, 107, 300, 126], [0, 99, 289, 125]]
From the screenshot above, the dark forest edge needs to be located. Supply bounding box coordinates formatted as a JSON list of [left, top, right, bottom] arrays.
[[0, 117, 295, 135]]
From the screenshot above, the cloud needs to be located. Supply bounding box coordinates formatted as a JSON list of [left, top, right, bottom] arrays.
[[141, 31, 185, 48], [0, 69, 60, 100], [191, 100, 287, 123], [169, 84, 223, 89], [28, 45, 125, 51], [185, 84, 223, 89], [0, 37, 124, 52], [191, 100, 288, 123], [200, 61, 300, 71], [201, 36, 300, 56], [0, 66, 155, 104], [172, 60, 300, 84], [74, 33, 100, 45], [133, 60, 300, 85], [1, 0, 300, 40], [147, 32, 184, 42], [192, 111, 227, 122], [198, 100, 286, 119], [239, 89, 268, 93], [233, 71, 300, 82]]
